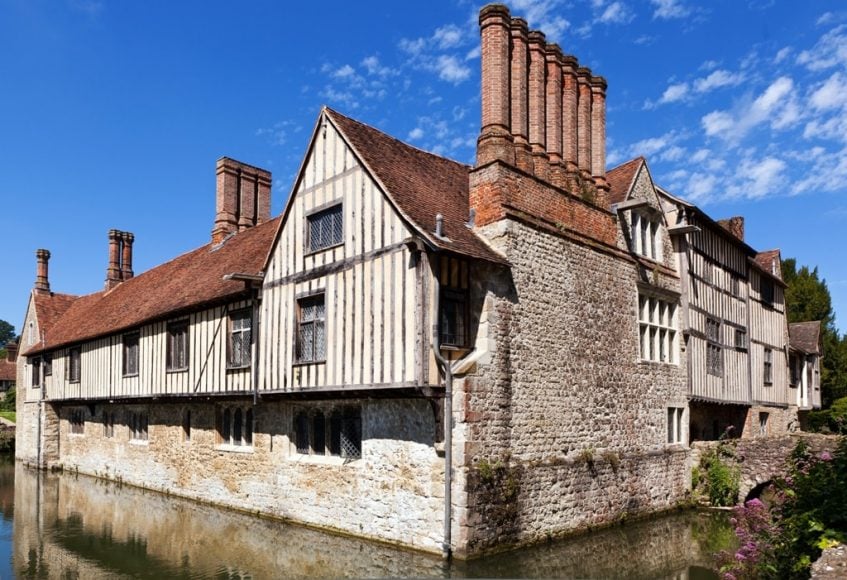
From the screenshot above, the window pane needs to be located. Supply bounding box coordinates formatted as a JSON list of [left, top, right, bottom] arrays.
[[308, 204, 343, 252], [313, 412, 325, 454], [295, 413, 310, 454]]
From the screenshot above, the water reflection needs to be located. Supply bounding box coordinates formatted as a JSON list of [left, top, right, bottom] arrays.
[[0, 459, 734, 579]]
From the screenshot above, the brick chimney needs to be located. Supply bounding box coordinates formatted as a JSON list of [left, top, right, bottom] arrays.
[[469, 3, 619, 248], [35, 249, 50, 294], [106, 229, 122, 289], [475, 3, 608, 201], [718, 216, 745, 242], [212, 157, 272, 244], [121, 232, 134, 280], [5, 342, 17, 362]]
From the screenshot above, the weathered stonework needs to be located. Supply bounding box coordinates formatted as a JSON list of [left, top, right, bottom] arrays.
[[50, 397, 446, 554]]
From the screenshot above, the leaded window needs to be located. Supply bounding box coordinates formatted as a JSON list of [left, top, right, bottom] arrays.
[[228, 310, 252, 368], [706, 317, 722, 377], [307, 203, 343, 253], [68, 347, 82, 382], [764, 348, 773, 385], [166, 321, 189, 371], [667, 407, 684, 444], [439, 256, 470, 348], [294, 406, 361, 460], [129, 411, 148, 441], [218, 406, 253, 447], [631, 211, 662, 261], [123, 332, 139, 376], [297, 295, 326, 363], [638, 295, 677, 364]]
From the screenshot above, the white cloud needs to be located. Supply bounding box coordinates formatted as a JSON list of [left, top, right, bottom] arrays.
[[700, 60, 720, 71], [796, 24, 847, 71], [360, 56, 397, 77], [701, 76, 799, 142], [407, 127, 424, 141], [774, 47, 792, 64], [432, 55, 470, 84], [735, 156, 786, 198], [598, 1, 634, 24], [809, 72, 847, 110], [694, 69, 743, 93], [433, 25, 464, 50], [510, 0, 571, 40], [661, 82, 690, 103], [333, 64, 356, 80], [651, 0, 690, 20]]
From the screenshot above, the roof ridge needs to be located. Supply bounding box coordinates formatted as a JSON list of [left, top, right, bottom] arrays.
[[324, 107, 472, 170]]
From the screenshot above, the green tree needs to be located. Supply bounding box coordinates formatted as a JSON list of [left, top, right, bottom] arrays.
[[0, 320, 13, 349], [783, 259, 847, 406]]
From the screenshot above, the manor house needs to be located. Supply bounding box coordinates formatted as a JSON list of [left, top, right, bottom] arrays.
[[16, 3, 820, 558]]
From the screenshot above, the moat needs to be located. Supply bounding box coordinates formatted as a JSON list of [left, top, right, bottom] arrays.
[[0, 457, 733, 578]]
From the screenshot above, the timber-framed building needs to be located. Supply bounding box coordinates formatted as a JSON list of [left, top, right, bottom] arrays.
[[16, 3, 821, 558]]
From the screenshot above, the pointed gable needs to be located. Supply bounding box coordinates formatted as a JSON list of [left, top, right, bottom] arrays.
[[790, 321, 822, 354], [606, 157, 644, 208], [324, 109, 506, 264]]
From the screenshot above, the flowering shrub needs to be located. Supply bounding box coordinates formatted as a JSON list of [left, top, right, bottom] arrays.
[[717, 437, 846, 579]]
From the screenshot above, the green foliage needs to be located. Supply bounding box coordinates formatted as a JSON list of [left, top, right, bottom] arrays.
[[720, 438, 847, 579], [0, 320, 13, 349], [0, 387, 15, 413], [782, 258, 847, 406], [807, 396, 847, 434], [694, 441, 740, 507]]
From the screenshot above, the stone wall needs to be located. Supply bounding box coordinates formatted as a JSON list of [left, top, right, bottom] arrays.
[[454, 214, 690, 555], [692, 432, 838, 501], [48, 396, 446, 554]]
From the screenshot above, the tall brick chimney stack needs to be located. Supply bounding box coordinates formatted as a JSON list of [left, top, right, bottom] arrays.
[[718, 216, 745, 241], [106, 229, 122, 289], [477, 5, 515, 167], [475, 3, 609, 205], [34, 249, 51, 294], [121, 232, 134, 280], [212, 157, 272, 244]]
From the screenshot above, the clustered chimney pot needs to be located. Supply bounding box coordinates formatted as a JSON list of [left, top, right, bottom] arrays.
[[5, 342, 17, 363], [34, 249, 51, 293], [105, 230, 135, 290], [212, 157, 273, 244], [475, 3, 608, 205]]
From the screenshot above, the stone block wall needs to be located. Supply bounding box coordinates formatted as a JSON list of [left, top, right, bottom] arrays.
[[454, 214, 690, 555], [50, 397, 446, 554]]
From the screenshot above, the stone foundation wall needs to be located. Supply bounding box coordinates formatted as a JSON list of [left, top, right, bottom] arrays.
[[50, 397, 446, 554], [455, 217, 690, 555]]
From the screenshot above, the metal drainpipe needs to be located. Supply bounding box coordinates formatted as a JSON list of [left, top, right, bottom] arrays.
[[251, 287, 260, 406], [431, 259, 476, 561]]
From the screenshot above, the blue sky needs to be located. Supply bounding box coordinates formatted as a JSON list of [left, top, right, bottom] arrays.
[[1, 0, 846, 335]]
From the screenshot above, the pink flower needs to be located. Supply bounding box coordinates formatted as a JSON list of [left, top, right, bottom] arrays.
[[819, 451, 833, 461]]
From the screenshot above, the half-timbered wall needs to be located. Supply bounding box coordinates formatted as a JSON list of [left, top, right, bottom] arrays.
[[749, 268, 789, 406], [24, 298, 253, 402], [260, 120, 427, 392], [684, 217, 750, 404]]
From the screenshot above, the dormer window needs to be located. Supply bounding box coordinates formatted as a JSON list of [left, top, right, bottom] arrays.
[[631, 212, 662, 261]]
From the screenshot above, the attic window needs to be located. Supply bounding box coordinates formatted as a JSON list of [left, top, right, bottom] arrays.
[[306, 203, 343, 253], [631, 211, 662, 262]]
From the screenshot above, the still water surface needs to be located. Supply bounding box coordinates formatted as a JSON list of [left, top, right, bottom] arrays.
[[0, 457, 733, 578]]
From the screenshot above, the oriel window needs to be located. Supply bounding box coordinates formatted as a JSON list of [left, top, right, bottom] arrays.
[[438, 256, 470, 348]]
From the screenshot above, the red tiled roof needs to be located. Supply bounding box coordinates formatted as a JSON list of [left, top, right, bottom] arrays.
[[0, 359, 14, 382], [790, 321, 822, 354], [606, 157, 644, 207], [33, 293, 79, 340], [325, 108, 506, 264], [25, 218, 279, 355], [753, 249, 782, 280]]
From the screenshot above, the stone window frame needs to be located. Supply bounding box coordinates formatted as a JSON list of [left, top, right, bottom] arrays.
[[103, 410, 115, 438], [166, 320, 189, 372], [291, 404, 362, 463], [630, 210, 662, 262], [227, 309, 252, 370], [295, 292, 326, 364], [69, 408, 85, 436], [705, 317, 723, 377], [763, 348, 773, 385], [122, 331, 140, 377], [667, 407, 685, 445], [129, 410, 149, 443], [30, 357, 41, 388], [638, 294, 678, 364], [305, 201, 344, 255], [216, 405, 254, 452], [67, 346, 82, 383], [182, 409, 191, 443], [758, 412, 769, 436]]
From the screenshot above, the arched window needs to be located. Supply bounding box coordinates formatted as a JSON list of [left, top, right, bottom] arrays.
[[222, 408, 231, 444], [233, 408, 243, 446], [244, 409, 253, 446]]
